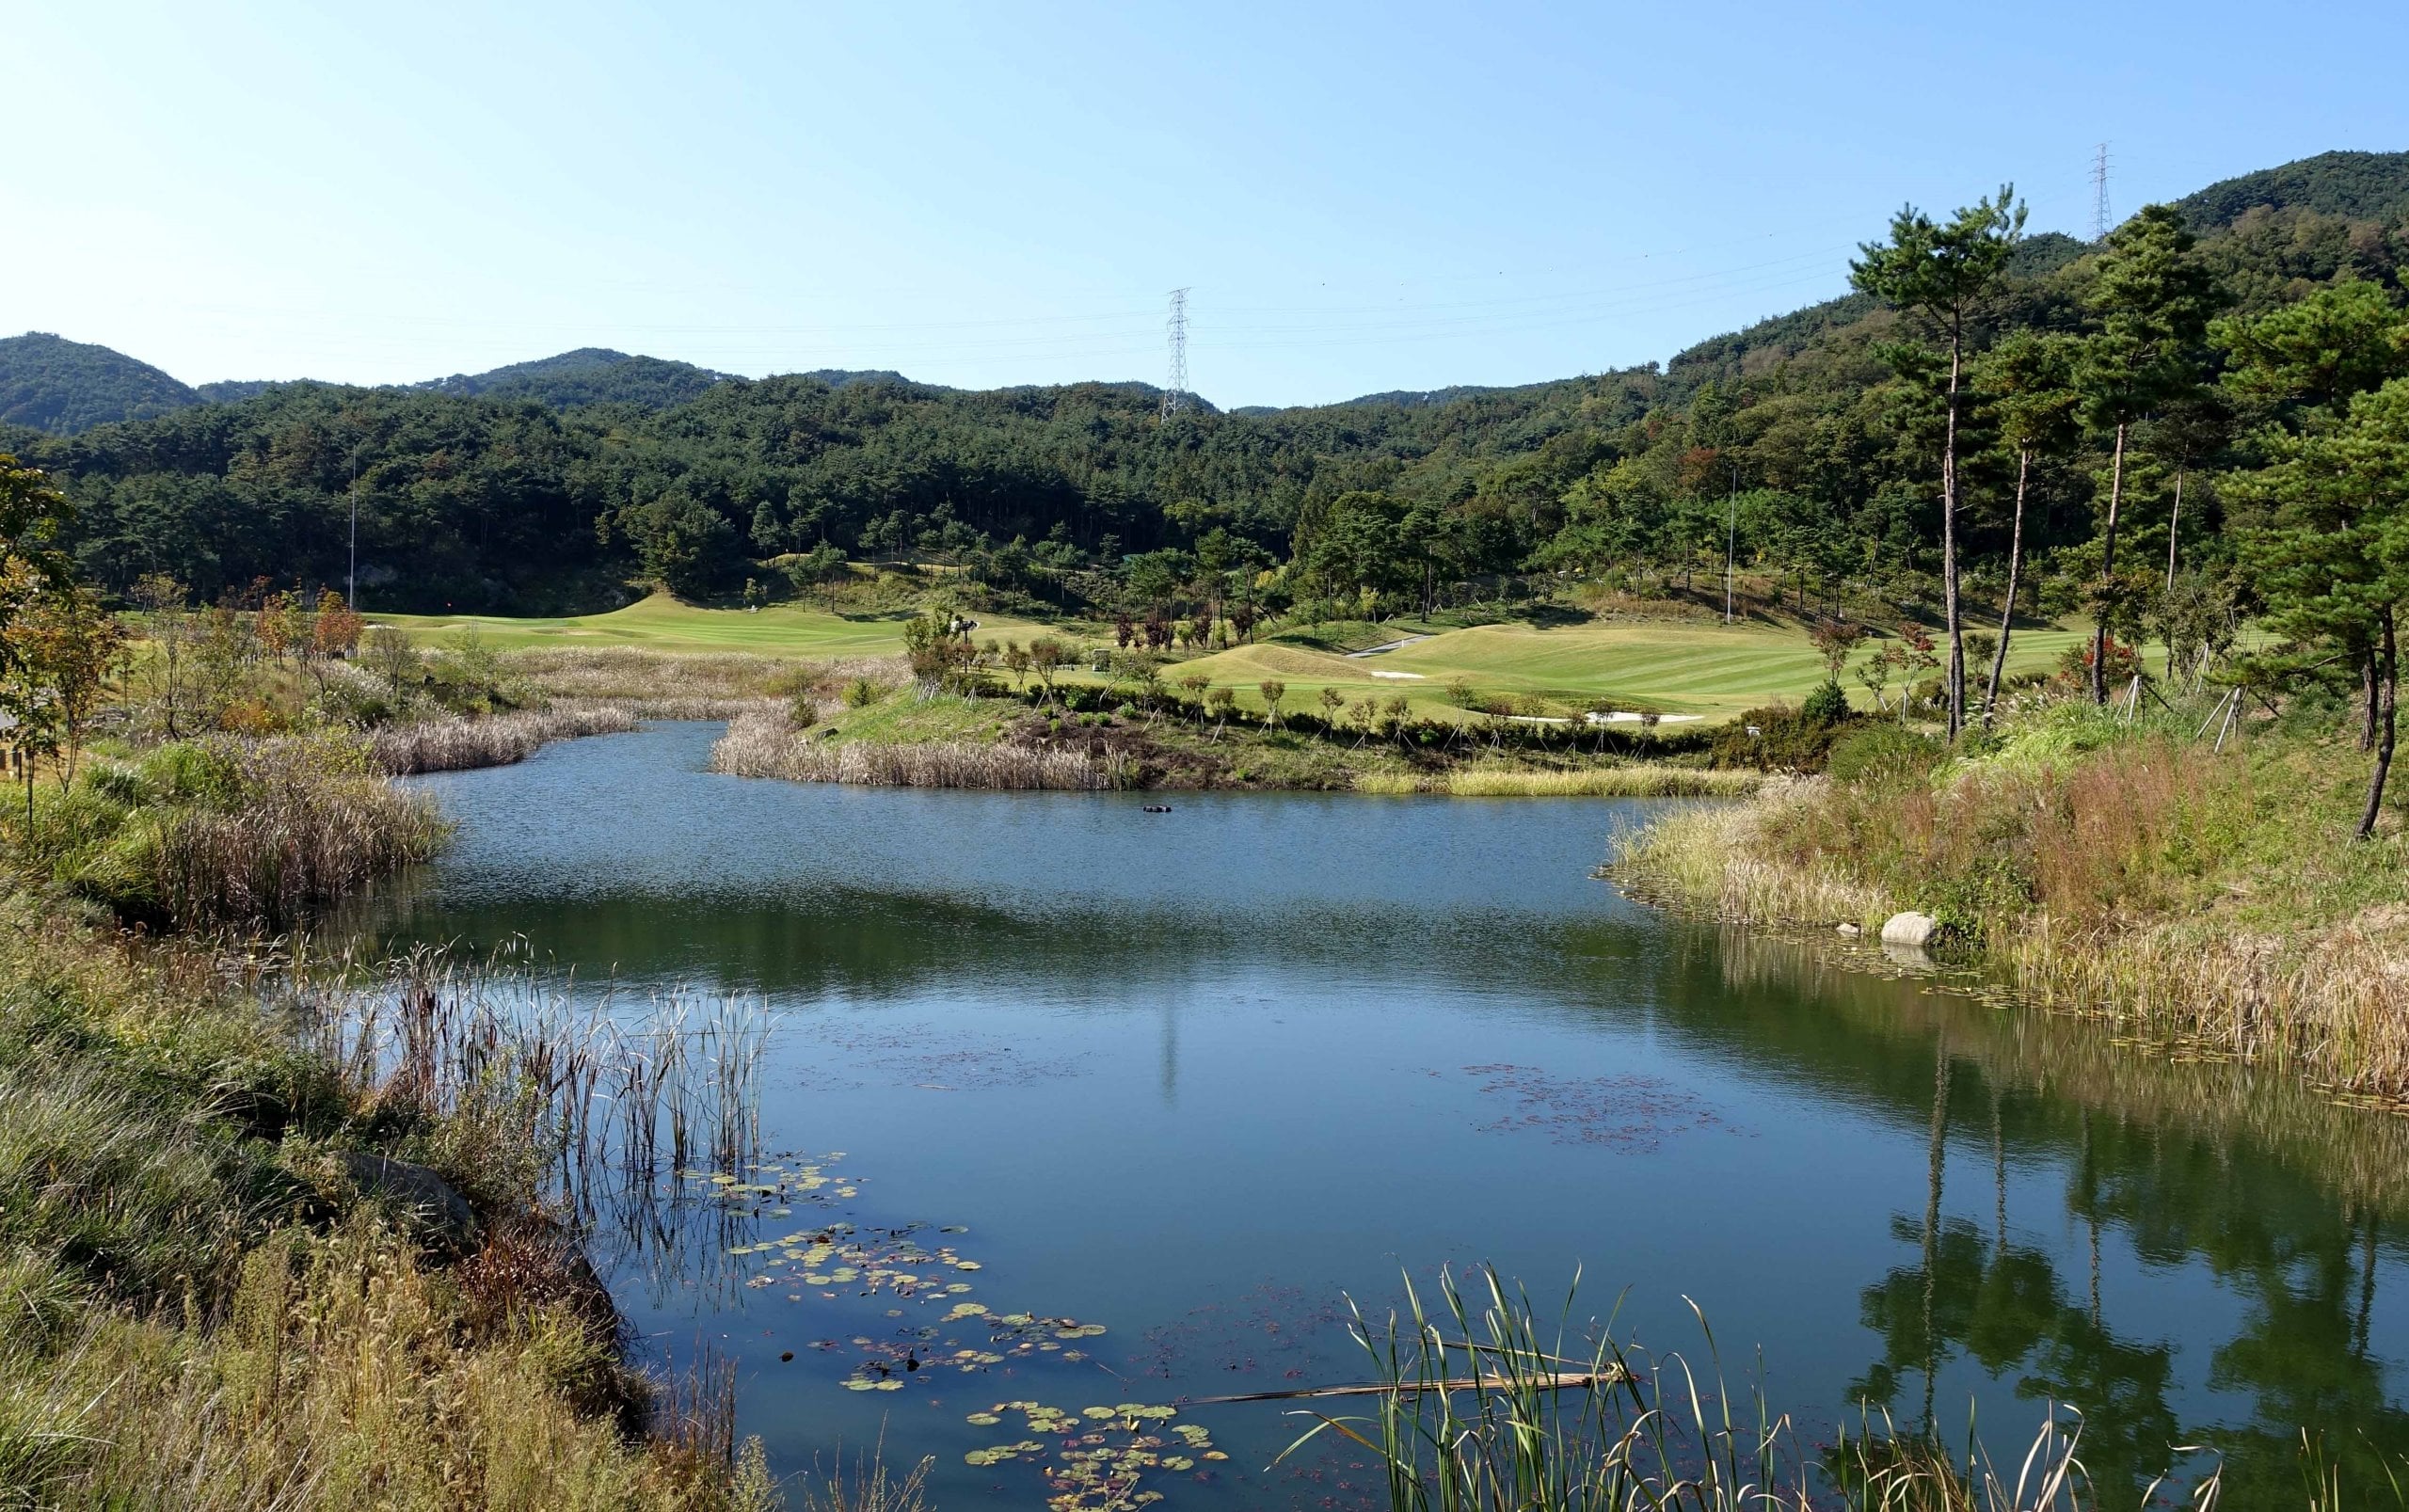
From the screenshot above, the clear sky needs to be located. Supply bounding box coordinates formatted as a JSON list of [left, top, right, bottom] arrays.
[[9, 1, 2406, 408]]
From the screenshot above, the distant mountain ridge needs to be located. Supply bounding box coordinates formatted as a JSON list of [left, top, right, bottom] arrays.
[[0, 333, 198, 434], [5, 147, 2404, 435], [411, 347, 731, 409]]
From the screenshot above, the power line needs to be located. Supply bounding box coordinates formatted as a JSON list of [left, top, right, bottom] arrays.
[[1160, 287, 1189, 421], [2090, 142, 2113, 243]]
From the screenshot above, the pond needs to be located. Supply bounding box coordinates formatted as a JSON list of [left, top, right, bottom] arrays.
[[345, 721, 2409, 1507]]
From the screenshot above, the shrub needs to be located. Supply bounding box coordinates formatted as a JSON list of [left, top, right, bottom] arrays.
[[1826, 724, 1944, 788], [1710, 706, 1856, 772], [844, 676, 882, 708], [1800, 679, 1851, 724]]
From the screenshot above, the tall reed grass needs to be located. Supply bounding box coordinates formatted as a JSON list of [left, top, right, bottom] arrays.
[[506, 646, 902, 718], [1357, 766, 1763, 798], [294, 943, 773, 1213], [371, 705, 638, 774], [1292, 1265, 2231, 1511], [153, 736, 450, 931], [710, 709, 1127, 790], [1613, 703, 2409, 1103], [0, 881, 781, 1510]]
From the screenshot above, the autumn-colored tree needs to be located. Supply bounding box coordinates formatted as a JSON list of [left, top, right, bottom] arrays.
[[312, 588, 363, 660], [258, 590, 299, 666], [18, 583, 127, 788]]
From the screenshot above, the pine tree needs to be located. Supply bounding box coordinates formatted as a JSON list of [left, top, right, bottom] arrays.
[[1850, 187, 2025, 739], [2073, 205, 2220, 704]]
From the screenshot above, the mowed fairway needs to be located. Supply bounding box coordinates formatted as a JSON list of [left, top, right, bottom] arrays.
[[376, 593, 1053, 657], [380, 594, 2105, 724], [1166, 617, 2100, 722]]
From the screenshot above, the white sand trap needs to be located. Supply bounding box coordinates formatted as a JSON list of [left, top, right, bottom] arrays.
[[1584, 711, 1705, 724], [1368, 669, 1426, 679]]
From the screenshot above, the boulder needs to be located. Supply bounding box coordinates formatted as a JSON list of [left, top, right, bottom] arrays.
[[1835, 922, 1862, 937], [343, 1153, 480, 1252], [1879, 911, 1938, 948]]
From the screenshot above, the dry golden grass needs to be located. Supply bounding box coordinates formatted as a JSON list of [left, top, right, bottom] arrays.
[[1615, 712, 2409, 1102], [370, 706, 640, 774], [1358, 765, 1763, 797], [710, 708, 1125, 790]]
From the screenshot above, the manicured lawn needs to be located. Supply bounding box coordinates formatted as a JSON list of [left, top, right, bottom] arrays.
[[381, 594, 2120, 724], [1160, 617, 2103, 722], [376, 593, 1055, 656]]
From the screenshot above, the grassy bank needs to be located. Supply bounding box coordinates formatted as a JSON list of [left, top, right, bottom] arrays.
[[1615, 695, 2409, 1103], [0, 711, 780, 1507], [0, 877, 776, 1509]]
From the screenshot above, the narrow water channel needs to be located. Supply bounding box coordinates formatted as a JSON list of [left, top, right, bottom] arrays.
[[342, 722, 2409, 1507]]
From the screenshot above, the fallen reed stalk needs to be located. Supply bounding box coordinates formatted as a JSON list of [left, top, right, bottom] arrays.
[[1284, 1265, 2234, 1511]]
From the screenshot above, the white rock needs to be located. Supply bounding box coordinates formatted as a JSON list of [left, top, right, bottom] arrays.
[[1836, 922, 1862, 936], [1880, 911, 1938, 947]]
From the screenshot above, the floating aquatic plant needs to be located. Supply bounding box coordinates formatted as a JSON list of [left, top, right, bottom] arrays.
[[962, 1400, 1222, 1511]]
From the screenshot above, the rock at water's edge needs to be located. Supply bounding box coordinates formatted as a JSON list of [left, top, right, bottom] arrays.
[[1879, 912, 1938, 947], [343, 1153, 481, 1251]]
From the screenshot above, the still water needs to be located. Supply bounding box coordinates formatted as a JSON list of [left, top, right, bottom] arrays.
[[347, 722, 2409, 1506]]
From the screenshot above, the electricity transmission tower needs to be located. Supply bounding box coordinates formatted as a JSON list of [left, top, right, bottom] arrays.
[[2090, 143, 2113, 243], [1160, 287, 1189, 421]]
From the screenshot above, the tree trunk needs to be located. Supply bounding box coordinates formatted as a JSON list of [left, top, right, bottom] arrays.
[[1984, 450, 2032, 724], [2356, 608, 2397, 843], [2165, 469, 2183, 594], [2090, 422, 2129, 705], [1941, 335, 1966, 740], [2363, 645, 2380, 752]]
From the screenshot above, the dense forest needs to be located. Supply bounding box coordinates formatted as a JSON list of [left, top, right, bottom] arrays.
[[6, 149, 2408, 654]]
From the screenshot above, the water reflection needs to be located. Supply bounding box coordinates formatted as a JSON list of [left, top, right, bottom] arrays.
[[342, 722, 2409, 1501]]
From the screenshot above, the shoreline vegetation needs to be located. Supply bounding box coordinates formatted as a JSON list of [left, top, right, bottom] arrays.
[[1613, 692, 2409, 1107]]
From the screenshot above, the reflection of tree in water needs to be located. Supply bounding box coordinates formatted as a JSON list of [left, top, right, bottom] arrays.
[[1847, 1047, 2409, 1498]]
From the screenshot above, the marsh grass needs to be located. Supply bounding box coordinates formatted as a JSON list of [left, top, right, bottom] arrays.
[[1358, 766, 1763, 798], [295, 943, 773, 1213], [1613, 698, 2409, 1102], [1294, 1265, 2226, 1512], [710, 708, 1127, 790], [371, 705, 640, 774], [153, 736, 450, 931], [0, 879, 780, 1511], [506, 646, 902, 718], [19, 734, 449, 932]]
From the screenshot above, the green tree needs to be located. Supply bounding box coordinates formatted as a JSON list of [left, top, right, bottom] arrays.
[[616, 487, 738, 598], [2074, 204, 2221, 704], [2220, 281, 2409, 745], [1851, 185, 2026, 738], [2233, 378, 2409, 839], [18, 582, 127, 787], [1, 456, 75, 696]]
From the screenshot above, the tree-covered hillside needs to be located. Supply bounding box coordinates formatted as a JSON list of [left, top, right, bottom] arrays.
[[7, 149, 2406, 644], [412, 347, 730, 409], [0, 332, 199, 434]]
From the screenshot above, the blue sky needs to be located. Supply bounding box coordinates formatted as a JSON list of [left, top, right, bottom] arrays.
[[9, 1, 2406, 407]]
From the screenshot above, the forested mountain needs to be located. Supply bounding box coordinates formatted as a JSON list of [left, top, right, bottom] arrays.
[[5, 149, 2405, 625], [0, 332, 199, 434], [411, 347, 730, 409], [2174, 149, 2409, 230]]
